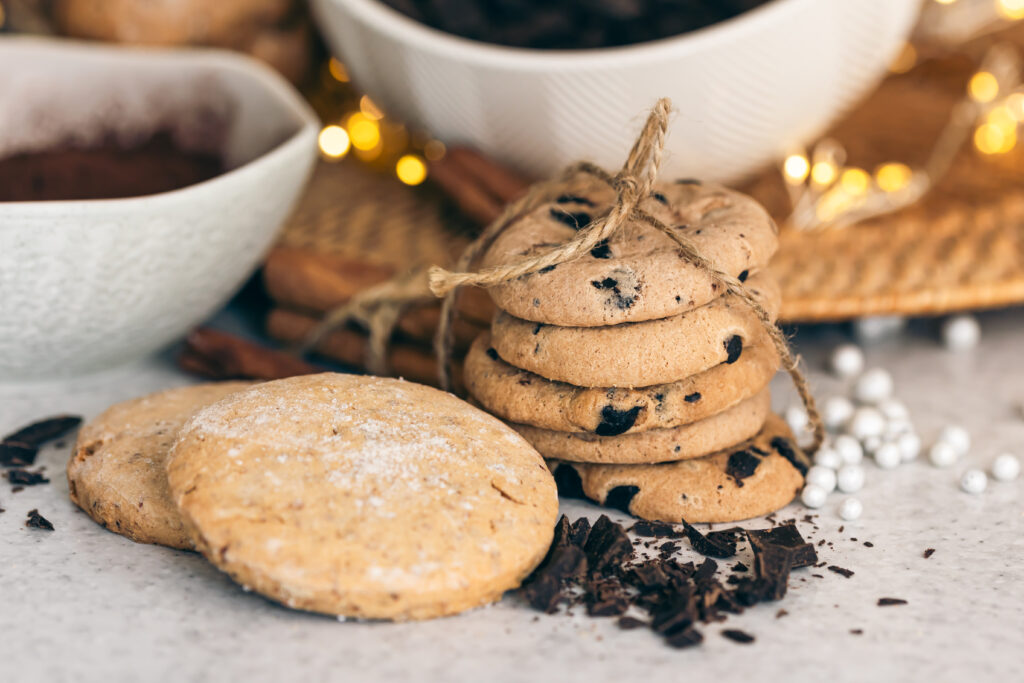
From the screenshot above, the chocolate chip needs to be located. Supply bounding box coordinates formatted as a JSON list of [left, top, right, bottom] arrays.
[[25, 509, 53, 530], [828, 565, 854, 578], [555, 194, 596, 206], [770, 437, 809, 476], [923, 548, 935, 559], [485, 347, 499, 361], [604, 485, 639, 515], [651, 191, 668, 204], [595, 405, 643, 436], [590, 239, 612, 259], [532, 323, 543, 335], [878, 598, 907, 606], [724, 335, 743, 364], [553, 464, 586, 499], [726, 450, 760, 486], [592, 277, 618, 290], [684, 392, 701, 403], [738, 270, 749, 282], [676, 178, 701, 185], [549, 208, 591, 230], [721, 629, 755, 644], [6, 468, 49, 487], [538, 265, 557, 274]]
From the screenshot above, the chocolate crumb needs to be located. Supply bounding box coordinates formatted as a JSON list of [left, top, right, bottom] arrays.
[[630, 520, 683, 538], [25, 509, 54, 530], [850, 628, 864, 635], [775, 609, 788, 619], [722, 629, 755, 644], [863, 541, 873, 547], [6, 468, 50, 487], [665, 628, 703, 649], [828, 565, 854, 578], [617, 616, 647, 630], [878, 598, 907, 606], [923, 548, 935, 559]]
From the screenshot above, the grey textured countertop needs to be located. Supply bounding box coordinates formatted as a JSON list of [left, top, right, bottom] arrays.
[[2, 309, 1022, 683]]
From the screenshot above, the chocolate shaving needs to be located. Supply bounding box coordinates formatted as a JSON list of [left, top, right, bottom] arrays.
[[6, 469, 49, 487], [721, 629, 755, 644], [828, 565, 854, 578], [682, 521, 736, 558], [878, 598, 907, 606], [1, 415, 82, 467], [923, 548, 935, 559], [630, 520, 684, 538], [25, 509, 54, 530]]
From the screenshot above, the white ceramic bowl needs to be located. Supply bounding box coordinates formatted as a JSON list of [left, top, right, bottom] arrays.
[[312, 0, 919, 182], [0, 38, 318, 379]]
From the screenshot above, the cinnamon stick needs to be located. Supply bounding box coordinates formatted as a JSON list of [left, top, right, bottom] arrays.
[[445, 146, 531, 203], [179, 328, 323, 381], [263, 246, 495, 325], [266, 309, 463, 390]]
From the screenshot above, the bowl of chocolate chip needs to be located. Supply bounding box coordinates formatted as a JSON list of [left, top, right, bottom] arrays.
[[312, 0, 919, 182], [0, 38, 318, 379]]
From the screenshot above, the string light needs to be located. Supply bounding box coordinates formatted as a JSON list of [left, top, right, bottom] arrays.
[[318, 125, 351, 159], [810, 161, 837, 187], [783, 154, 810, 183], [968, 71, 1000, 102], [346, 113, 381, 151], [423, 140, 447, 161], [839, 168, 871, 195], [395, 154, 427, 185], [996, 0, 1024, 21], [359, 95, 384, 121], [933, 0, 957, 5], [974, 121, 1016, 153], [328, 58, 349, 82], [889, 43, 918, 74], [874, 163, 913, 193]]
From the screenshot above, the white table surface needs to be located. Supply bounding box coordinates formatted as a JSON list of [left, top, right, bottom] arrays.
[[1, 307, 1022, 683]]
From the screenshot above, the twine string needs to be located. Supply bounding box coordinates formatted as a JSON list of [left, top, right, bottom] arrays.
[[430, 97, 825, 454]]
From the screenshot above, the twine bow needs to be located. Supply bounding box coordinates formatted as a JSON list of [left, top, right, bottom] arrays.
[[430, 97, 825, 454]]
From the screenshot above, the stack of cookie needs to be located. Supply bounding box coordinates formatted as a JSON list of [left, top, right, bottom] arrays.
[[465, 175, 810, 523]]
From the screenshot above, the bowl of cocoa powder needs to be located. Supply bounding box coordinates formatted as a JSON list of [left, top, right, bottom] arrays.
[[311, 0, 919, 182], [0, 37, 319, 379]]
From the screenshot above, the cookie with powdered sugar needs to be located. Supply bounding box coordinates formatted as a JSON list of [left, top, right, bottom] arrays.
[[67, 381, 253, 549], [166, 373, 558, 621]]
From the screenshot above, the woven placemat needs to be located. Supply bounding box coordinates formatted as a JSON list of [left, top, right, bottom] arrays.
[[278, 158, 473, 270], [750, 29, 1024, 322]]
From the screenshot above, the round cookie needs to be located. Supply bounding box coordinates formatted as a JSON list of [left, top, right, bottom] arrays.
[[166, 373, 558, 621], [490, 272, 780, 388], [465, 330, 778, 435], [67, 381, 253, 549], [509, 389, 771, 464], [481, 174, 778, 327], [551, 415, 809, 523]]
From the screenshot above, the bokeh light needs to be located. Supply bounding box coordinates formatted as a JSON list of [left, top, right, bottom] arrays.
[[839, 168, 870, 195], [996, 0, 1024, 21], [359, 95, 384, 121], [318, 125, 350, 159], [396, 155, 427, 185], [875, 163, 913, 192], [783, 154, 809, 183], [974, 122, 1016, 154], [810, 161, 837, 187], [423, 140, 447, 162], [328, 58, 349, 82], [889, 43, 917, 74], [968, 71, 1000, 103], [347, 113, 381, 151], [1004, 92, 1024, 121]]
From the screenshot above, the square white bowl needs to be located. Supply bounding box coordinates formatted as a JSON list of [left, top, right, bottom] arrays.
[[0, 37, 319, 379]]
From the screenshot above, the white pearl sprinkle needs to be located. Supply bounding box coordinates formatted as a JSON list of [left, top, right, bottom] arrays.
[[833, 435, 864, 465], [960, 469, 987, 494], [873, 442, 902, 469], [806, 465, 838, 493], [814, 446, 843, 470], [991, 453, 1020, 481], [941, 314, 981, 351], [854, 315, 906, 342], [854, 368, 894, 404], [838, 497, 863, 521], [938, 425, 971, 457], [928, 441, 959, 468], [884, 417, 912, 440], [896, 432, 921, 462], [836, 465, 865, 493], [848, 407, 886, 441], [830, 344, 865, 378], [877, 398, 909, 422], [785, 404, 809, 435], [801, 484, 828, 509], [822, 396, 855, 432], [862, 435, 883, 455]]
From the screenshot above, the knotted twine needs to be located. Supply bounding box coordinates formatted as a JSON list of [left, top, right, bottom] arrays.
[[429, 98, 825, 454]]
